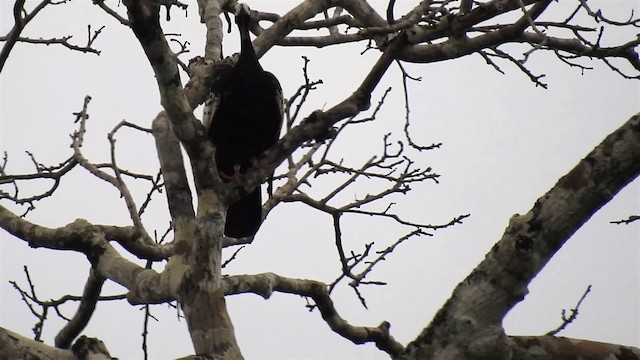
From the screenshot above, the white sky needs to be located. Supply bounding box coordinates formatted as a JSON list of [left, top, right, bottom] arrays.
[[1, 1, 639, 359]]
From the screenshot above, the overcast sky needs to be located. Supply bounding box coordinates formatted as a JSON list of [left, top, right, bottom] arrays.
[[1, 1, 639, 359]]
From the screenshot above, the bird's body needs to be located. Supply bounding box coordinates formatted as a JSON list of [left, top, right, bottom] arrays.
[[206, 4, 283, 238]]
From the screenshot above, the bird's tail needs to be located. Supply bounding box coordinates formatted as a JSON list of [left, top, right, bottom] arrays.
[[224, 186, 262, 238]]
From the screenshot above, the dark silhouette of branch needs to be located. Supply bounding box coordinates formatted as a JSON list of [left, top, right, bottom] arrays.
[[92, 0, 130, 26], [9, 266, 47, 341], [138, 170, 164, 217], [0, 0, 51, 72], [0, 155, 78, 209], [10, 266, 124, 345], [0, 24, 104, 55], [610, 215, 640, 224], [396, 61, 443, 150], [55, 269, 108, 349], [546, 285, 592, 336]]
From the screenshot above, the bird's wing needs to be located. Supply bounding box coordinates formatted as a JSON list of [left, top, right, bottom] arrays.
[[264, 71, 283, 198], [265, 71, 284, 142], [202, 92, 220, 131], [204, 63, 234, 131]]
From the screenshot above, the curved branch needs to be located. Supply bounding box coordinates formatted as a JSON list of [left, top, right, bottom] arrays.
[[0, 156, 78, 205], [54, 269, 106, 349], [0, 203, 171, 260], [223, 272, 405, 357], [0, 0, 51, 72]]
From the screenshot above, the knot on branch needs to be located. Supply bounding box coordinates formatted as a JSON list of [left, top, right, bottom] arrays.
[[465, 325, 510, 359], [353, 90, 372, 112], [71, 335, 113, 360]]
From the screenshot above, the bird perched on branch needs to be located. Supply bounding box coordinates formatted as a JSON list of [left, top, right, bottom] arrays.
[[204, 3, 283, 238]]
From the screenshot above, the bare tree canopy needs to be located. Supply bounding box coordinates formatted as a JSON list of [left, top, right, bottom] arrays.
[[0, 0, 638, 359]]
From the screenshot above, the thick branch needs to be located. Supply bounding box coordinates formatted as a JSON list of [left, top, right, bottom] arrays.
[[124, 5, 242, 357], [398, 0, 552, 63], [509, 336, 640, 359], [151, 112, 195, 225], [0, 326, 76, 360], [124, 0, 219, 194], [402, 112, 640, 359], [197, 0, 226, 60]]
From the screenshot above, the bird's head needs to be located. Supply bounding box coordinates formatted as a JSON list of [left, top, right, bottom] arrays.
[[234, 3, 251, 30]]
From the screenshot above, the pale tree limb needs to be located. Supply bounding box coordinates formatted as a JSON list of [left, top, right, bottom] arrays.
[[0, 202, 171, 264], [151, 113, 195, 225], [123, 0, 222, 196], [0, 203, 176, 306], [92, 0, 130, 26], [508, 336, 640, 359], [400, 113, 640, 358], [0, 327, 77, 360], [196, 0, 227, 60], [222, 272, 405, 358], [123, 2, 242, 356]]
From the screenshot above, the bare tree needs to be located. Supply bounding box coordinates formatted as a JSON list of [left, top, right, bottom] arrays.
[[1, 0, 639, 359]]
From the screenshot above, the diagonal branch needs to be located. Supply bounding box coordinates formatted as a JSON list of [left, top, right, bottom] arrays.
[[402, 112, 640, 358], [546, 285, 592, 336], [124, 0, 223, 199], [0, 0, 51, 72], [54, 269, 106, 349]]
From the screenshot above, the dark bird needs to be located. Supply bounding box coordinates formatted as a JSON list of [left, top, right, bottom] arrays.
[[204, 4, 283, 238]]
